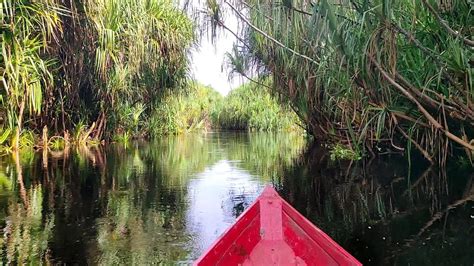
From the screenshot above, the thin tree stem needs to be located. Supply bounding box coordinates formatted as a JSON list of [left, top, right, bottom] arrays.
[[421, 0, 474, 47], [225, 0, 319, 66], [371, 56, 474, 151]]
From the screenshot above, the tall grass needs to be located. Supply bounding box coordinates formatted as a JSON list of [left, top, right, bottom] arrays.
[[148, 79, 303, 135], [149, 83, 222, 135], [217, 80, 302, 132]]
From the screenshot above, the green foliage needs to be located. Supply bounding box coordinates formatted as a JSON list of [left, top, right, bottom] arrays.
[[48, 136, 65, 151], [0, 0, 195, 146], [112, 103, 146, 136], [16, 130, 35, 150], [329, 143, 362, 161], [217, 81, 302, 132], [0, 128, 10, 144], [149, 83, 222, 135], [0, 0, 63, 148], [149, 80, 303, 135], [86, 0, 195, 135], [217, 0, 474, 162], [0, 170, 12, 192]]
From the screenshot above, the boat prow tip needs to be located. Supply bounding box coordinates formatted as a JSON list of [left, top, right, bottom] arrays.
[[261, 184, 278, 197]]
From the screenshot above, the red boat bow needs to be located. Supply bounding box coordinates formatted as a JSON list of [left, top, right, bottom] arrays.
[[194, 185, 362, 265]]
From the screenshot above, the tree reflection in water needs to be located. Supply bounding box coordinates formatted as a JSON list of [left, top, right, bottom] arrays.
[[0, 133, 472, 264], [0, 150, 54, 264], [277, 145, 474, 265], [0, 133, 306, 264]]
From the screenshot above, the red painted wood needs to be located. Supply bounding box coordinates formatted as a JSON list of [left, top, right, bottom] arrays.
[[259, 187, 283, 241], [195, 202, 260, 266], [194, 185, 362, 266]]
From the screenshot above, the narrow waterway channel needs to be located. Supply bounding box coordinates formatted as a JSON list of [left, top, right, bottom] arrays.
[[0, 132, 472, 265]]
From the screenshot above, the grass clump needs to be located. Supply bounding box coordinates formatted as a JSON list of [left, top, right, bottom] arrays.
[[48, 137, 66, 151], [216, 81, 302, 132], [149, 83, 222, 135], [329, 144, 362, 161]]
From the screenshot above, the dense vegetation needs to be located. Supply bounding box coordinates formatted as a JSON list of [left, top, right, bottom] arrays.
[[0, 0, 302, 153], [206, 0, 474, 164], [148, 81, 302, 134], [3, 0, 473, 164], [1, 0, 194, 150], [216, 81, 302, 131], [149, 83, 221, 135]]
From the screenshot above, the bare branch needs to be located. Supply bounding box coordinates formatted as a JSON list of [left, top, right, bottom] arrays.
[[370, 56, 474, 151]]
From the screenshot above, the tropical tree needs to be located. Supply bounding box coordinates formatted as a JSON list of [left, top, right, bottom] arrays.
[[86, 0, 195, 137], [0, 0, 64, 150], [205, 0, 474, 164], [0, 0, 196, 145]]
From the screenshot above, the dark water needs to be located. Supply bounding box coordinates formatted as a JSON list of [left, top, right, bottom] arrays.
[[0, 132, 472, 265]]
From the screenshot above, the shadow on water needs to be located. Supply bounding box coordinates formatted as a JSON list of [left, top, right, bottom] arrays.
[[277, 144, 474, 265], [0, 132, 472, 265]]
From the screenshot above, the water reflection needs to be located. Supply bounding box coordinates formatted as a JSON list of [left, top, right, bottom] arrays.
[[0, 133, 305, 264], [3, 183, 54, 264], [186, 161, 263, 257], [278, 146, 474, 265], [0, 133, 472, 264]]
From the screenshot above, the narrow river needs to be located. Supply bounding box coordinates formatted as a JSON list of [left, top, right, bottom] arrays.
[[0, 132, 472, 265]]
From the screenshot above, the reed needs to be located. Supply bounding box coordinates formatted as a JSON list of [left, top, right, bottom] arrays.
[[216, 80, 303, 132], [149, 83, 222, 135]]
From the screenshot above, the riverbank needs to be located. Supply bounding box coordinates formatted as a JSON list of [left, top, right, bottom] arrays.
[[0, 80, 303, 154]]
